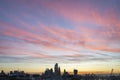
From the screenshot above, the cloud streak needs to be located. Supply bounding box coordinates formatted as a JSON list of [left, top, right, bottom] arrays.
[[0, 0, 120, 67], [41, 0, 120, 52]]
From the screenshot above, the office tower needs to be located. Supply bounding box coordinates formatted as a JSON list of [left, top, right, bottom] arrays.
[[74, 69, 78, 75]]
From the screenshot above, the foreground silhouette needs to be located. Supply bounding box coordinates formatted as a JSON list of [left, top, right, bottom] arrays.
[[0, 63, 120, 80]]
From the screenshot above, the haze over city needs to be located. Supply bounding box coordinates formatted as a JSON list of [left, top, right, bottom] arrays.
[[0, 0, 120, 74]]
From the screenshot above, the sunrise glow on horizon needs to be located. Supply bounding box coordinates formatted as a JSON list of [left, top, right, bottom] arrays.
[[0, 0, 120, 74]]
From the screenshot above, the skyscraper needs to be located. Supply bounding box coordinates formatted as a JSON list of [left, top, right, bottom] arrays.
[[54, 63, 58, 74], [74, 69, 78, 75], [54, 63, 62, 80], [54, 63, 61, 76]]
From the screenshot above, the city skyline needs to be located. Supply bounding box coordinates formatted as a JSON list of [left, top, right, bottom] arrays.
[[1, 63, 119, 80], [0, 0, 120, 74], [0, 63, 119, 74]]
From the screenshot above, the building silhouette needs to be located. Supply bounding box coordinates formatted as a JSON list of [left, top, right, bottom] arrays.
[[54, 63, 61, 76], [0, 63, 120, 80], [74, 69, 78, 75]]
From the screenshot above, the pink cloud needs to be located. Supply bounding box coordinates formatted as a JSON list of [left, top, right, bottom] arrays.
[[0, 13, 120, 53], [31, 53, 55, 59], [40, 1, 120, 52], [0, 21, 79, 52], [0, 46, 13, 50], [43, 1, 120, 26]]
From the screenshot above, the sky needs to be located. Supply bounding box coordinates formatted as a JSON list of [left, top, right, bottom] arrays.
[[0, 0, 120, 74]]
